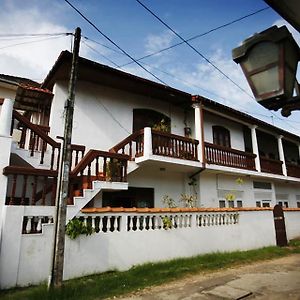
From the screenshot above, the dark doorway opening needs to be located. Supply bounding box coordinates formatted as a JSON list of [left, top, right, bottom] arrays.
[[102, 187, 154, 208]]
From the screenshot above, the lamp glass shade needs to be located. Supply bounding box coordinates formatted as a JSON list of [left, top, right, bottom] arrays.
[[249, 66, 280, 96], [242, 42, 279, 72]]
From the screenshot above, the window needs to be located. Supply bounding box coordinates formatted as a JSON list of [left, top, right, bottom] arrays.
[[213, 126, 231, 147], [297, 202, 300, 208], [237, 200, 243, 208], [262, 202, 270, 207], [253, 181, 272, 189], [228, 201, 234, 208], [256, 201, 261, 207], [219, 200, 226, 208]]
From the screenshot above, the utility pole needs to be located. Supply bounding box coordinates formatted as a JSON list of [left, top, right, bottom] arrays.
[[48, 27, 81, 289]]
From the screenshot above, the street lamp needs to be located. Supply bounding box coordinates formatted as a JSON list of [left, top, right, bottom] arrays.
[[232, 25, 300, 116]]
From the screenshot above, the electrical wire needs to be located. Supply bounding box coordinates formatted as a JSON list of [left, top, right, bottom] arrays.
[[63, 0, 168, 85], [0, 35, 68, 51], [82, 39, 121, 68], [0, 32, 72, 37], [135, 0, 254, 98], [119, 6, 270, 68]]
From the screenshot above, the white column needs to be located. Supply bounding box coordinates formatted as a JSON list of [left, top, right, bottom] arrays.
[[277, 135, 287, 176], [192, 103, 203, 163], [250, 125, 261, 172], [143, 127, 153, 158], [0, 98, 14, 137]]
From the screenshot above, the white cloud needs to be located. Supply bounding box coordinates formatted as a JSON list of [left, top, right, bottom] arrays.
[[0, 3, 89, 82], [144, 31, 175, 56]]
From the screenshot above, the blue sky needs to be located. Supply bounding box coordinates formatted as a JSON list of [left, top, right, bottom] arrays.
[[1, 0, 300, 134]]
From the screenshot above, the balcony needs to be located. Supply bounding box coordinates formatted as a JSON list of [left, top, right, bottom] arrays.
[[110, 128, 201, 172], [286, 163, 300, 178], [260, 157, 283, 175], [204, 142, 256, 170]]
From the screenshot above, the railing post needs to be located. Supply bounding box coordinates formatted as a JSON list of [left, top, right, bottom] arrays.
[[250, 125, 261, 172], [192, 103, 203, 163], [143, 127, 153, 158], [277, 135, 287, 176]]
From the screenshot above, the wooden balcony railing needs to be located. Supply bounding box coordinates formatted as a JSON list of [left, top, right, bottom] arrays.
[[286, 163, 300, 178], [12, 110, 61, 170], [3, 166, 58, 206], [152, 130, 199, 161], [109, 129, 144, 159], [260, 157, 283, 175], [204, 142, 256, 170]]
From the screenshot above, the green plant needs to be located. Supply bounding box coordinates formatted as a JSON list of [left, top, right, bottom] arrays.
[[162, 195, 177, 208], [225, 193, 236, 202], [162, 216, 172, 230], [106, 159, 121, 181], [66, 218, 94, 240], [152, 119, 170, 132], [180, 193, 196, 208]]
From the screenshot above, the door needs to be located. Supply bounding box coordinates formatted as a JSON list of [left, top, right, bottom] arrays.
[[273, 204, 288, 247]]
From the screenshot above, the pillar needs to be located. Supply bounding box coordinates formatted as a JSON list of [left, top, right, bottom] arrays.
[[192, 103, 203, 163], [0, 98, 14, 137], [250, 125, 261, 172], [143, 127, 153, 158], [277, 135, 287, 176]]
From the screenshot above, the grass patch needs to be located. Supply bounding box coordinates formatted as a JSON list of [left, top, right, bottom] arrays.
[[1, 242, 300, 300]]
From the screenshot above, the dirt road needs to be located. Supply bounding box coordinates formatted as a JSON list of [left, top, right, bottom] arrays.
[[118, 254, 300, 299]]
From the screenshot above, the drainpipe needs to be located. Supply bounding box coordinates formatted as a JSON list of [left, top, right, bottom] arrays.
[[277, 135, 287, 176], [250, 125, 261, 172]]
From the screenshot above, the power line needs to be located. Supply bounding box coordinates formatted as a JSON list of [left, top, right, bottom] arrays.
[[0, 35, 68, 51], [63, 0, 168, 86], [82, 36, 123, 55], [135, 0, 254, 98], [120, 6, 270, 68], [0, 32, 72, 37], [82, 39, 121, 68]]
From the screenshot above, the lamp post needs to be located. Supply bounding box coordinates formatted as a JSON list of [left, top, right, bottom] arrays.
[[232, 25, 300, 117]]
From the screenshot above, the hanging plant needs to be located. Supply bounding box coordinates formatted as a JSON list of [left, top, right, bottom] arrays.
[[66, 218, 94, 240]]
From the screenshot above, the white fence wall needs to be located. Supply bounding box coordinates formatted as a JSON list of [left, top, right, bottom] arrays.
[[284, 210, 300, 240], [1, 207, 299, 289]]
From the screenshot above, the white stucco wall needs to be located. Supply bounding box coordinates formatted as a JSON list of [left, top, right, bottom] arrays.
[[203, 112, 245, 151], [1, 207, 285, 289], [284, 211, 300, 240], [49, 81, 186, 152], [274, 182, 300, 208]]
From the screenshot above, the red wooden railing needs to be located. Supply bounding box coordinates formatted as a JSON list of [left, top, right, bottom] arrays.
[[286, 163, 300, 178], [12, 110, 61, 170], [152, 130, 199, 161], [204, 142, 256, 170], [3, 166, 58, 206], [260, 157, 283, 175], [70, 150, 129, 194], [109, 129, 144, 159]]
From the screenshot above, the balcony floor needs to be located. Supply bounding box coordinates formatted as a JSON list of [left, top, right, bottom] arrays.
[[135, 154, 203, 173]]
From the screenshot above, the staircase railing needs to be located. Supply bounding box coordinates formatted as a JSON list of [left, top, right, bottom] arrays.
[[109, 129, 144, 159], [3, 166, 58, 206], [12, 110, 61, 170], [70, 150, 129, 191]]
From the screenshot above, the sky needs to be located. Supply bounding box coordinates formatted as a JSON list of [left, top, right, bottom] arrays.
[[0, 0, 300, 135]]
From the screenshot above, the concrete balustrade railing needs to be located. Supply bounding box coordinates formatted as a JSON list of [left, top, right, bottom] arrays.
[[75, 210, 240, 233]]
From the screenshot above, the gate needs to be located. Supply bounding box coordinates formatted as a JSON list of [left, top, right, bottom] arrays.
[[273, 205, 288, 247]]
